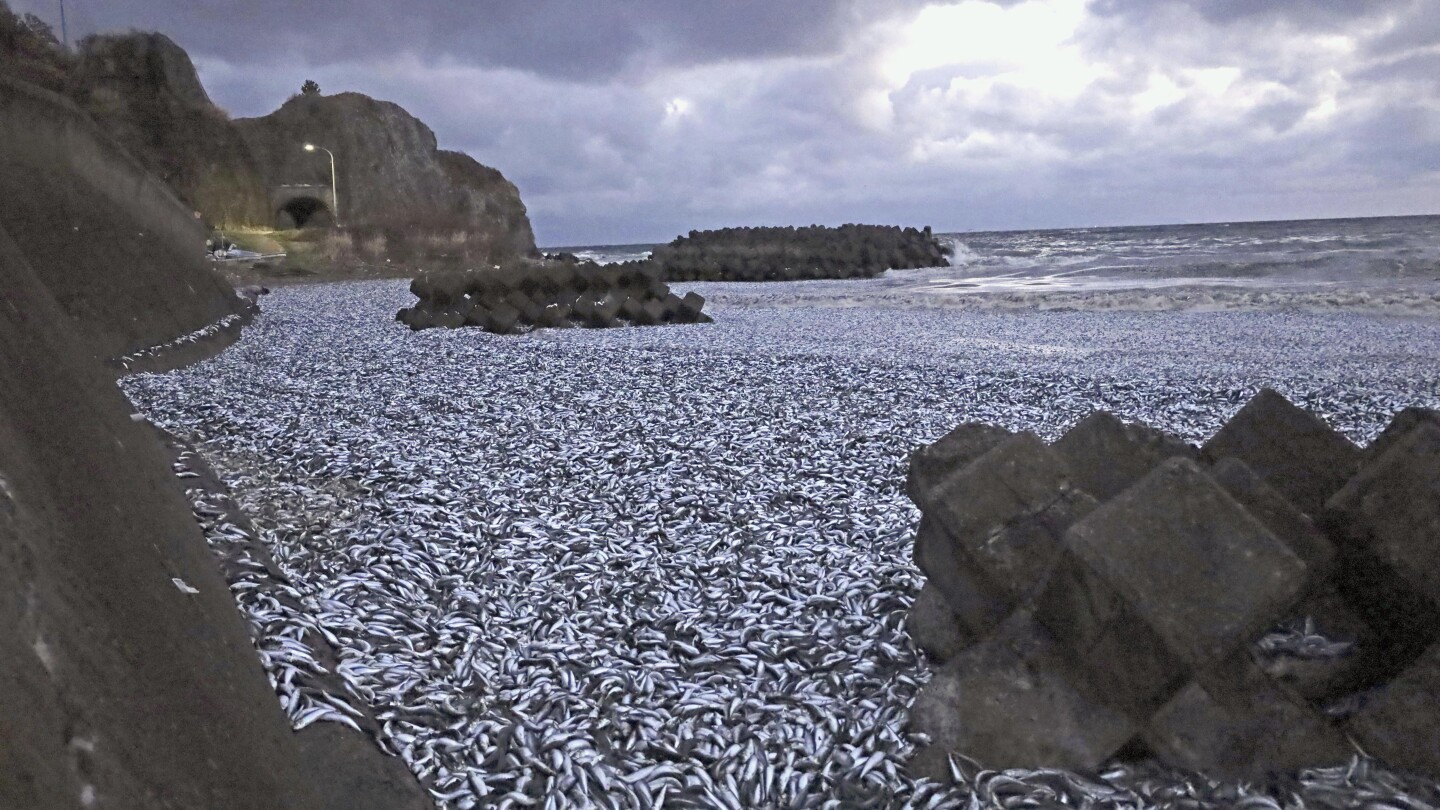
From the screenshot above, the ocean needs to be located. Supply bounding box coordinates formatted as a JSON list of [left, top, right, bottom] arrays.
[[547, 215, 1440, 313]]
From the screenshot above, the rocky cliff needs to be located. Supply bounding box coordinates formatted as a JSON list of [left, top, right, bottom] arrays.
[[235, 92, 536, 257], [1, 3, 536, 260], [75, 32, 274, 228]]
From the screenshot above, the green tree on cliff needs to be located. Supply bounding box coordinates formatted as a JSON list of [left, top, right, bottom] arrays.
[[301, 79, 321, 96]]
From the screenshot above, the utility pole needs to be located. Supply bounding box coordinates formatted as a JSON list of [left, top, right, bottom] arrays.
[[58, 0, 68, 50]]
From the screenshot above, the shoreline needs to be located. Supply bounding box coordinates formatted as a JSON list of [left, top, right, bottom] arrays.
[[280, 271, 1440, 319]]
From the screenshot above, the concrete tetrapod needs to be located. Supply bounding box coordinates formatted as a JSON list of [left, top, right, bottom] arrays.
[[904, 394, 1440, 781], [1323, 420, 1440, 677], [1202, 388, 1361, 516]]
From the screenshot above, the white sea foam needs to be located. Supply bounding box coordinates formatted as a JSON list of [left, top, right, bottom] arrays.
[[675, 275, 1440, 316]]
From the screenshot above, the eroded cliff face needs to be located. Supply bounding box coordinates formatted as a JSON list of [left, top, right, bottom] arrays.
[[74, 32, 274, 228], [2, 6, 536, 256], [236, 92, 537, 258]]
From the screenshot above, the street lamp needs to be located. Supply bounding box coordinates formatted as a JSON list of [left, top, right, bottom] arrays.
[[303, 143, 341, 227]]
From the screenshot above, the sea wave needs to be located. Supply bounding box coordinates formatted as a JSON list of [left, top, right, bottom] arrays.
[[679, 280, 1440, 316]]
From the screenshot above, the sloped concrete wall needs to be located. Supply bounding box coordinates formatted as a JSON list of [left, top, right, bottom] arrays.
[[0, 75, 241, 359], [0, 222, 323, 810]]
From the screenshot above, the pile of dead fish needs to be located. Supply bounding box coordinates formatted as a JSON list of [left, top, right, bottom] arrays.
[[121, 281, 1440, 809], [172, 446, 378, 736], [114, 311, 248, 372], [396, 262, 709, 333], [907, 390, 1440, 787]]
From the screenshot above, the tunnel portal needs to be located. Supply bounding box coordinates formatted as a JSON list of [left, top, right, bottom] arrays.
[[275, 196, 333, 229]]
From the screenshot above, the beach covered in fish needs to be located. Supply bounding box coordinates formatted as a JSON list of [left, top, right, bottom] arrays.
[[123, 278, 1440, 809]]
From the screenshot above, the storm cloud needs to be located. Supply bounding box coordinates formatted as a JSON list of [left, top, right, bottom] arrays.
[[12, 0, 1439, 244]]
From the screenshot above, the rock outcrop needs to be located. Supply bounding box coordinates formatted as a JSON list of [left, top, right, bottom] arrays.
[[74, 32, 274, 228], [236, 92, 537, 257], [1, 3, 537, 262]]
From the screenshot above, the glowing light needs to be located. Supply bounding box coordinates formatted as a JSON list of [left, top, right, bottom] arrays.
[[1191, 67, 1241, 96], [1135, 73, 1185, 113], [877, 0, 1094, 98]]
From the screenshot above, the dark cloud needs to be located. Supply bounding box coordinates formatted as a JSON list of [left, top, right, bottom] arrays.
[[1090, 0, 1419, 29], [12, 0, 924, 82]]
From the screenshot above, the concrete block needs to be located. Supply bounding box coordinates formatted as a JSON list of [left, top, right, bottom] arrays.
[[1209, 457, 1335, 577], [920, 432, 1093, 615], [552, 288, 581, 310], [1144, 651, 1351, 779], [483, 304, 521, 334], [1033, 556, 1192, 718], [1201, 388, 1361, 515], [1056, 457, 1309, 671], [1362, 407, 1440, 465], [501, 290, 543, 324], [620, 296, 657, 325], [678, 291, 706, 321], [642, 298, 669, 324], [433, 309, 465, 329], [907, 582, 975, 663], [533, 303, 570, 328], [1324, 422, 1440, 670], [1053, 411, 1197, 502], [904, 423, 1013, 509], [464, 305, 490, 328], [926, 433, 1075, 560], [1328, 422, 1440, 605], [964, 487, 1099, 606], [593, 295, 624, 324], [1347, 641, 1440, 779], [649, 293, 683, 323], [400, 308, 432, 331], [907, 610, 1138, 778], [914, 515, 1012, 638]]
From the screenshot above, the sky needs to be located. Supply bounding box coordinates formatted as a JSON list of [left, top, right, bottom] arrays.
[[12, 0, 1440, 245]]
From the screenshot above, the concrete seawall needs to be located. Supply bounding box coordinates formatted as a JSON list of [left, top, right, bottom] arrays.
[[0, 75, 241, 360], [0, 74, 427, 808]]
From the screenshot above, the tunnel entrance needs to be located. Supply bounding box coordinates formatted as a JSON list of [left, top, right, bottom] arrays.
[[276, 196, 333, 229]]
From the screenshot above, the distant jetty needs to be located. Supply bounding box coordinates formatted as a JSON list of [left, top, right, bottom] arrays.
[[608, 224, 952, 282]]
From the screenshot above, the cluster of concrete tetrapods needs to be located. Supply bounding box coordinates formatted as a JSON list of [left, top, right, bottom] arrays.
[[397, 263, 710, 333], [903, 389, 1440, 782]]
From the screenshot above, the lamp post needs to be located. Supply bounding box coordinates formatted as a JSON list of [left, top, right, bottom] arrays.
[[303, 143, 341, 227]]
